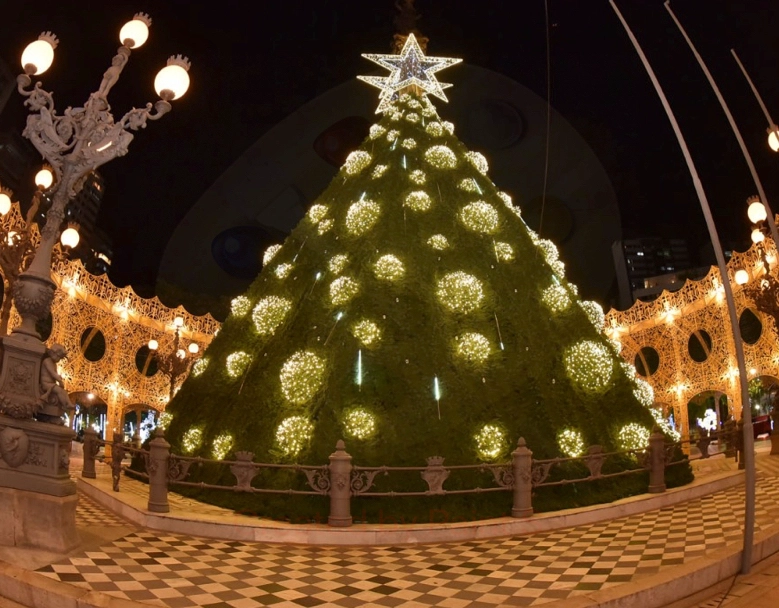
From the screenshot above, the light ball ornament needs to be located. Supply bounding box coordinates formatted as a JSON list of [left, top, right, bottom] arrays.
[[474, 423, 507, 461], [280, 351, 327, 405], [494, 242, 514, 262], [497, 192, 513, 209], [409, 169, 426, 185], [275, 416, 315, 458], [351, 319, 382, 347], [211, 433, 234, 460], [189, 357, 209, 378], [252, 296, 292, 335], [404, 190, 432, 212], [230, 296, 251, 318], [442, 121, 454, 134], [427, 234, 450, 250], [436, 272, 485, 314], [182, 426, 203, 454], [618, 423, 651, 451], [633, 377, 654, 408], [157, 411, 173, 429], [386, 129, 400, 142], [405, 112, 420, 123], [401, 138, 417, 149], [263, 244, 282, 266], [369, 124, 386, 140], [564, 340, 614, 394], [371, 164, 389, 179], [557, 428, 585, 457], [425, 121, 443, 137], [459, 201, 499, 234], [373, 254, 405, 281], [307, 204, 329, 224], [328, 254, 349, 274], [342, 408, 377, 440], [226, 352, 252, 378], [579, 300, 605, 330], [541, 284, 571, 313], [344, 151, 372, 175], [345, 200, 381, 236], [330, 276, 360, 306], [465, 151, 489, 174], [454, 332, 492, 364], [274, 263, 293, 279], [318, 218, 334, 235], [424, 145, 458, 169], [458, 178, 479, 193]]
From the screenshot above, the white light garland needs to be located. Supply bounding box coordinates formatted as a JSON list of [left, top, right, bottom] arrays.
[[401, 138, 417, 149], [226, 351, 252, 378], [459, 201, 500, 234], [404, 190, 432, 212], [182, 426, 203, 454], [564, 340, 613, 394], [252, 296, 293, 335], [465, 151, 489, 174], [280, 351, 326, 405], [351, 319, 382, 347], [455, 332, 492, 364], [345, 199, 381, 236], [424, 145, 458, 169], [557, 428, 585, 457], [541, 284, 571, 313], [328, 254, 349, 274], [436, 271, 485, 314], [274, 263, 293, 279], [330, 276, 360, 306], [618, 423, 650, 451], [212, 433, 234, 460], [425, 121, 443, 136], [318, 218, 334, 235], [231, 296, 251, 318], [427, 234, 450, 250], [343, 407, 377, 439], [494, 242, 514, 262], [263, 244, 282, 266], [409, 169, 427, 184], [344, 150, 372, 175], [371, 164, 388, 179], [374, 254, 405, 281], [275, 416, 314, 457], [307, 204, 329, 224], [474, 423, 507, 461], [579, 300, 605, 331], [369, 124, 386, 139]]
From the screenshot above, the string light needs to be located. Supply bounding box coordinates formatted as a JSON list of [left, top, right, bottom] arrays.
[[274, 263, 293, 279], [211, 433, 234, 460], [252, 296, 293, 335], [318, 218, 334, 235], [280, 350, 327, 405], [328, 254, 349, 274], [424, 145, 458, 169], [427, 234, 450, 250], [541, 284, 571, 313], [369, 124, 386, 139], [618, 423, 650, 451], [454, 332, 492, 364], [564, 340, 614, 394], [405, 112, 420, 123], [465, 151, 489, 174], [557, 428, 585, 457], [494, 242, 514, 262], [459, 201, 499, 234], [579, 300, 605, 331], [157, 411, 173, 429], [371, 164, 388, 179], [351, 319, 382, 347], [409, 169, 426, 184], [307, 204, 329, 224], [404, 190, 432, 212], [263, 244, 282, 266], [436, 271, 485, 313], [182, 426, 203, 454], [374, 254, 405, 281], [231, 296, 252, 318], [343, 407, 377, 439], [474, 423, 506, 461], [345, 199, 381, 235], [226, 351, 252, 378], [344, 150, 372, 175], [425, 121, 444, 137], [330, 276, 360, 306], [275, 416, 314, 457]]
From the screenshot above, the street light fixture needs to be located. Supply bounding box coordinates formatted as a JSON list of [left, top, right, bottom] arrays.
[[146, 317, 201, 401]]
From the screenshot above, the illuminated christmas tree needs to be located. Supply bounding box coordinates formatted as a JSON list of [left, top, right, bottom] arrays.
[[164, 34, 682, 520]]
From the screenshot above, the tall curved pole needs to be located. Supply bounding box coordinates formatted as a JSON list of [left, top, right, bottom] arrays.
[[609, 0, 755, 574]]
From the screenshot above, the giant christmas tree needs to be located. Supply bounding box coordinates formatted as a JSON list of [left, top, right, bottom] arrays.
[[163, 34, 682, 521]]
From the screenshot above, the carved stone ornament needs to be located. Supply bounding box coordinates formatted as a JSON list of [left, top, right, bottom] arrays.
[[0, 393, 38, 419], [421, 456, 450, 495], [12, 276, 55, 325], [0, 426, 30, 467], [351, 468, 384, 495], [59, 447, 70, 472], [584, 445, 605, 478], [304, 467, 331, 494], [167, 456, 192, 482], [490, 466, 515, 488]]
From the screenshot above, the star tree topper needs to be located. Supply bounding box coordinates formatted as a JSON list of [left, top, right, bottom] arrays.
[[358, 33, 462, 113]]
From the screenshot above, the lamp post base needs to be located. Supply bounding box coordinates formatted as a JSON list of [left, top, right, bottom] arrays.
[[0, 486, 79, 553]]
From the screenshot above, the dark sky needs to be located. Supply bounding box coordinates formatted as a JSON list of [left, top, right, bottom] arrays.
[[1, 0, 778, 297]]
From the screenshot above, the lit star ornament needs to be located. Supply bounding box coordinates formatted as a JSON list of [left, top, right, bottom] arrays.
[[358, 33, 462, 113]]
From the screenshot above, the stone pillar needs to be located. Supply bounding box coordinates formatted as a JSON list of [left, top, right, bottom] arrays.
[[511, 437, 533, 518], [648, 429, 666, 493], [81, 427, 98, 479], [327, 440, 352, 527], [147, 428, 170, 513]]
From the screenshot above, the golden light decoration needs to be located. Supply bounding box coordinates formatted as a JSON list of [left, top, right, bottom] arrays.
[[275, 416, 315, 458], [454, 332, 492, 364], [425, 121, 444, 137], [633, 376, 654, 407], [409, 169, 426, 185], [564, 340, 614, 394], [351, 319, 382, 347], [465, 151, 489, 174], [330, 276, 360, 306], [231, 296, 252, 318], [280, 351, 327, 405], [458, 178, 479, 193], [252, 296, 293, 335], [404, 190, 432, 212], [387, 129, 400, 141], [318, 218, 334, 235], [541, 284, 571, 313], [618, 423, 651, 451], [579, 300, 605, 330], [211, 433, 234, 460], [436, 271, 485, 314], [371, 164, 389, 179], [344, 150, 372, 175], [459, 201, 499, 234], [494, 242, 514, 262], [374, 254, 406, 281], [274, 263, 293, 279], [557, 428, 585, 457], [442, 121, 454, 134], [307, 204, 329, 224], [401, 138, 417, 149], [427, 234, 450, 250], [342, 407, 377, 440], [226, 351, 252, 378], [424, 145, 458, 169], [369, 124, 386, 139], [157, 411, 173, 429], [328, 254, 349, 274], [474, 423, 507, 461], [263, 244, 282, 266], [497, 192, 513, 209], [345, 199, 381, 236], [182, 426, 203, 454], [191, 357, 209, 378]]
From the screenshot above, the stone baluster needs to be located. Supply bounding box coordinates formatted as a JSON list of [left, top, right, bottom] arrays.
[[648, 429, 666, 493], [81, 427, 98, 479], [147, 428, 170, 513], [511, 437, 533, 518], [328, 440, 353, 527]]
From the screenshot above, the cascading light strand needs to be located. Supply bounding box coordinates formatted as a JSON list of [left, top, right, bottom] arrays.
[[434, 376, 441, 419], [494, 312, 505, 350], [356, 349, 362, 390], [324, 311, 344, 346]]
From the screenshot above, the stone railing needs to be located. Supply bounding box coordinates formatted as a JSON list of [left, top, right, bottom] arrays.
[[80, 427, 724, 527]]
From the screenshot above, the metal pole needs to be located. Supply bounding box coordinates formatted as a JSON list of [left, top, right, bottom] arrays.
[[731, 49, 777, 128], [609, 0, 756, 574]]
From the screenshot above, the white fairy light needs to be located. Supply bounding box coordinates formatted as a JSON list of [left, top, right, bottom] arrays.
[[404, 190, 432, 212], [386, 129, 400, 141], [541, 284, 571, 313], [345, 199, 381, 236], [633, 376, 654, 407], [328, 254, 349, 274], [263, 244, 282, 266], [191, 357, 209, 378], [474, 423, 506, 461], [318, 218, 334, 235], [436, 272, 484, 314], [373, 254, 405, 281], [252, 296, 293, 335], [442, 121, 454, 134], [371, 164, 389, 179], [579, 300, 605, 331], [405, 112, 420, 123], [344, 150, 372, 175], [182, 426, 203, 454], [274, 263, 293, 279], [351, 319, 382, 347], [226, 351, 252, 378], [465, 151, 489, 174], [343, 407, 377, 439], [280, 351, 327, 405], [497, 192, 513, 209], [427, 234, 450, 250], [455, 332, 492, 364], [307, 204, 329, 224], [369, 124, 386, 139], [275, 416, 314, 457], [401, 138, 417, 149], [330, 276, 360, 306], [557, 428, 585, 457], [211, 433, 234, 460], [157, 411, 173, 429], [425, 121, 444, 137], [458, 178, 480, 193], [564, 340, 613, 394], [230, 296, 252, 318], [406, 98, 421, 109], [409, 169, 427, 185], [424, 145, 458, 169], [494, 242, 514, 262], [459, 201, 499, 234], [618, 423, 651, 451]]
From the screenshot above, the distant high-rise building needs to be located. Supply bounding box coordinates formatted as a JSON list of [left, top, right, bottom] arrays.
[[0, 131, 39, 196], [0, 58, 14, 117], [64, 171, 112, 275]]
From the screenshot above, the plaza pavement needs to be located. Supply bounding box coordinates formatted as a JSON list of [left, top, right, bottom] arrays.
[[1, 444, 779, 608]]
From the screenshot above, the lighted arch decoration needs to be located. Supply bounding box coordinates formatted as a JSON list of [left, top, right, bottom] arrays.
[[606, 237, 779, 438]]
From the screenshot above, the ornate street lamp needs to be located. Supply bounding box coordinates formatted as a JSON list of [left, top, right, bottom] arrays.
[[0, 13, 190, 423], [147, 316, 201, 401]]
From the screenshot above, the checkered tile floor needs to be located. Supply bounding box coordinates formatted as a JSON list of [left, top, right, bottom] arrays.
[[36, 453, 779, 607]]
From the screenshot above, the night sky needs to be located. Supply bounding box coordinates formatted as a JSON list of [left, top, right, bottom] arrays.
[[1, 0, 778, 300]]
